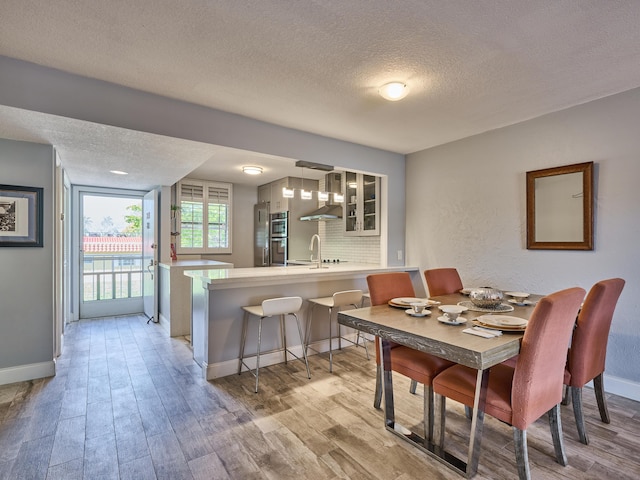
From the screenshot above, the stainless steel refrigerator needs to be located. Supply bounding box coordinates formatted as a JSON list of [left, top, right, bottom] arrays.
[[254, 203, 270, 266]]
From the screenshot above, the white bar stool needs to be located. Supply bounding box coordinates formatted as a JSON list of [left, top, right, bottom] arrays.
[[238, 296, 311, 393], [361, 292, 371, 307], [305, 290, 369, 372]]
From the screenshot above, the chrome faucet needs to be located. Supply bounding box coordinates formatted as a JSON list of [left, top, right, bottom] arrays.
[[309, 234, 322, 268]]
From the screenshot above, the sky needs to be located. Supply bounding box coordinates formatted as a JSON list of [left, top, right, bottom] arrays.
[[83, 194, 141, 233]]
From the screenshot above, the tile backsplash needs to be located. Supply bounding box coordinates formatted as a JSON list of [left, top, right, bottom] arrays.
[[316, 174, 381, 264], [319, 220, 380, 264]]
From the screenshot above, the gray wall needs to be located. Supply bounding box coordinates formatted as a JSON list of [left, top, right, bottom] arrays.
[[406, 87, 640, 400], [0, 56, 406, 267], [0, 138, 55, 376]]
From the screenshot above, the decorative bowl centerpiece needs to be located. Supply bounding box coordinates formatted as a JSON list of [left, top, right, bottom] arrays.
[[469, 287, 504, 308]]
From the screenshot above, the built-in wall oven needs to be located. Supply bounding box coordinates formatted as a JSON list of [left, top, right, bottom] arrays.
[[269, 212, 288, 265], [270, 212, 288, 238]]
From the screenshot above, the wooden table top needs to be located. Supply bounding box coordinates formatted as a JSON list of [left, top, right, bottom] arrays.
[[338, 293, 541, 370]]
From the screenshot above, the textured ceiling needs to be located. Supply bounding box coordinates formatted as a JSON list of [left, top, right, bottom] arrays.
[[1, 1, 640, 188]]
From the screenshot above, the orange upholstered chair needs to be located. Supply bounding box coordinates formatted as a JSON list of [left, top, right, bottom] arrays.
[[424, 268, 464, 297], [422, 268, 467, 394], [433, 287, 585, 480], [367, 272, 454, 441], [564, 278, 625, 445]]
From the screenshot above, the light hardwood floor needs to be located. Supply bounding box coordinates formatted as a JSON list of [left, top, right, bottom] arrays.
[[1, 314, 639, 479]]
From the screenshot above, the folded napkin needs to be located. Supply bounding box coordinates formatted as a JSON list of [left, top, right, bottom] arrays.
[[463, 327, 503, 338]]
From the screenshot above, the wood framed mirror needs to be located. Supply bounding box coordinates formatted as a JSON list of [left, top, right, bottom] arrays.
[[526, 161, 594, 250]]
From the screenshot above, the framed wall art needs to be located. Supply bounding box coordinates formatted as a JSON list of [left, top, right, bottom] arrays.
[[0, 184, 44, 247]]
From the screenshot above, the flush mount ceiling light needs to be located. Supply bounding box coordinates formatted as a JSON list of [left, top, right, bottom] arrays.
[[378, 82, 409, 101], [110, 170, 128, 175], [242, 165, 263, 175]]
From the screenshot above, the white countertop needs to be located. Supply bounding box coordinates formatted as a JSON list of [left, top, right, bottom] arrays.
[[184, 263, 419, 289], [159, 259, 233, 270]]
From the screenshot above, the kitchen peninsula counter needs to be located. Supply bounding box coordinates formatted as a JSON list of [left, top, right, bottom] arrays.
[[158, 259, 233, 337], [185, 264, 423, 380]]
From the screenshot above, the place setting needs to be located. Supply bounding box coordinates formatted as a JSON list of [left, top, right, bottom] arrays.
[[389, 297, 441, 309], [437, 304, 468, 325], [504, 291, 536, 306], [471, 314, 528, 332], [405, 302, 432, 317]]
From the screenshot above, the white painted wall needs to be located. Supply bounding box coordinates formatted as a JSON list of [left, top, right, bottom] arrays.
[[406, 87, 640, 399]]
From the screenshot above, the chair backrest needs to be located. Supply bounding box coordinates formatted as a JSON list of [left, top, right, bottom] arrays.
[[332, 290, 363, 308], [366, 272, 415, 306], [261, 296, 303, 316], [424, 268, 463, 297], [511, 287, 585, 430], [567, 278, 625, 387]]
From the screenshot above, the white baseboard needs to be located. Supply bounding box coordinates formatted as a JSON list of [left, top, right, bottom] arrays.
[[0, 361, 56, 386], [203, 333, 371, 381], [600, 373, 640, 402]]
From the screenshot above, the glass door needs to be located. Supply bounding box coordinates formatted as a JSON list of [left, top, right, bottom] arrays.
[[79, 191, 144, 318]]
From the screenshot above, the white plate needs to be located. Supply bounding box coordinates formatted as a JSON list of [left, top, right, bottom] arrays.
[[508, 299, 535, 306], [405, 309, 431, 317], [477, 315, 527, 327], [438, 304, 469, 313], [390, 297, 426, 305], [504, 291, 530, 299], [437, 316, 467, 325]]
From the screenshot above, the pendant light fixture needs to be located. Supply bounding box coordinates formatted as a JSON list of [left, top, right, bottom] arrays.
[[299, 166, 312, 200]]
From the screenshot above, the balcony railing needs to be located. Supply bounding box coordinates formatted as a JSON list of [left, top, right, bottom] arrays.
[[82, 254, 143, 302]]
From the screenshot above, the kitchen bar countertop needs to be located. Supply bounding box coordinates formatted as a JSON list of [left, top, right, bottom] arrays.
[[184, 263, 417, 289], [186, 262, 423, 379], [159, 259, 233, 269]]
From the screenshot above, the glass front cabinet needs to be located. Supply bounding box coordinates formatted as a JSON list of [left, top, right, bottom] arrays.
[[343, 171, 380, 236]]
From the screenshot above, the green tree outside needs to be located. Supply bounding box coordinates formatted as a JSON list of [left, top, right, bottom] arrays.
[[124, 204, 142, 235]]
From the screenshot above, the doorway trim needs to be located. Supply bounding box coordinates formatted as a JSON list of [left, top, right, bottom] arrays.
[[71, 185, 149, 319]]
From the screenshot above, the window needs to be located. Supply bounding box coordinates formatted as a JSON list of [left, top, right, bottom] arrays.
[[177, 179, 232, 254]]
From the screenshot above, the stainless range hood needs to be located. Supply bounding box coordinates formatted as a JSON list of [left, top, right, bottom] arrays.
[[299, 172, 343, 221]]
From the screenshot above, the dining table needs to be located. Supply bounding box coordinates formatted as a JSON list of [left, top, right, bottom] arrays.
[[337, 292, 541, 478]]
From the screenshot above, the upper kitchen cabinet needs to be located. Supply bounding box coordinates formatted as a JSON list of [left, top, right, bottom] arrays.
[[270, 178, 290, 213], [343, 171, 380, 236], [258, 177, 319, 214], [257, 184, 271, 204], [257, 179, 287, 212]]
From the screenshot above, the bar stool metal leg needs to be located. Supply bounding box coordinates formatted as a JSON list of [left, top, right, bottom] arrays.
[[280, 314, 288, 364], [238, 310, 249, 375], [304, 305, 314, 359], [254, 317, 263, 393], [293, 312, 311, 379], [328, 306, 334, 372]]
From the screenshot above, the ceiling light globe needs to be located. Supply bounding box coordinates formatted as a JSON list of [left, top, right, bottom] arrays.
[[379, 82, 409, 101]]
